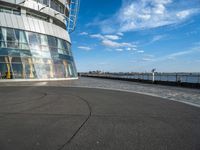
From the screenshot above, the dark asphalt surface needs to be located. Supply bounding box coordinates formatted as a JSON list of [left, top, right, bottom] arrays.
[[0, 86, 200, 150]]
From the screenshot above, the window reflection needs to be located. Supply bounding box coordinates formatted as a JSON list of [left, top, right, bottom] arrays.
[[19, 31, 29, 50], [0, 27, 77, 79], [0, 6, 20, 15], [40, 34, 49, 51], [32, 0, 64, 14], [28, 32, 40, 50], [0, 28, 5, 48], [7, 28, 16, 48]]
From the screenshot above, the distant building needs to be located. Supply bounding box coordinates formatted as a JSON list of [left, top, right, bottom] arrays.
[[0, 0, 78, 80]]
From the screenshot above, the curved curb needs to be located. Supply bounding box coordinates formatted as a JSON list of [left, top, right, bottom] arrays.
[[65, 86, 200, 108]]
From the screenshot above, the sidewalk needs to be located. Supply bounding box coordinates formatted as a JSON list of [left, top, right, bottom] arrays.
[[1, 77, 200, 107]]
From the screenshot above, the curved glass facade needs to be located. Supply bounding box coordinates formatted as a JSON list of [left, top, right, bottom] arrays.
[[0, 27, 77, 79]]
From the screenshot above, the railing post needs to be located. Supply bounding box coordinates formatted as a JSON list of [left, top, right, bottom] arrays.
[[186, 74, 188, 83], [152, 72, 155, 83]]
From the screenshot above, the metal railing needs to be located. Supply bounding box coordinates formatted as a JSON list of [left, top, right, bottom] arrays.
[[80, 73, 200, 84]]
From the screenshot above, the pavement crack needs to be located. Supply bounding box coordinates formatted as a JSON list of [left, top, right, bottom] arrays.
[[57, 94, 92, 150]]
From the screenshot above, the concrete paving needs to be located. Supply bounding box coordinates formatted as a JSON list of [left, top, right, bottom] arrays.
[[0, 86, 200, 150], [1, 77, 200, 107]]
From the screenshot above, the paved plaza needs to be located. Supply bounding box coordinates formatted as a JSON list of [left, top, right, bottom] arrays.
[[2, 77, 200, 107], [0, 77, 200, 150]]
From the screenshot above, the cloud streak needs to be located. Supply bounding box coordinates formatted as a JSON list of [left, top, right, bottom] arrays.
[[89, 33, 137, 51], [78, 46, 92, 51], [92, 0, 200, 33], [102, 39, 136, 48], [80, 32, 88, 35]]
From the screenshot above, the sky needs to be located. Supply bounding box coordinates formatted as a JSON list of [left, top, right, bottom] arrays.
[[70, 0, 200, 73]]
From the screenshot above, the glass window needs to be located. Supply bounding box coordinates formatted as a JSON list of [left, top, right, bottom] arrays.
[[0, 6, 20, 15], [0, 63, 9, 79], [53, 61, 65, 78], [57, 39, 64, 54], [14, 29, 20, 48], [36, 0, 50, 6], [0, 28, 6, 48], [67, 61, 77, 77], [33, 62, 49, 79], [51, 0, 64, 14], [63, 41, 70, 55], [19, 31, 29, 50], [40, 34, 49, 51], [13, 9, 20, 15], [7, 28, 16, 48], [43, 0, 49, 6], [48, 36, 58, 56], [0, 56, 6, 63], [11, 57, 22, 63], [12, 63, 23, 79], [67, 42, 72, 55], [28, 32, 38, 45], [0, 27, 77, 79], [48, 36, 57, 48], [21, 57, 36, 79], [41, 51, 51, 58], [68, 63, 73, 76], [40, 35, 48, 46], [57, 39, 63, 49], [28, 32, 40, 50]]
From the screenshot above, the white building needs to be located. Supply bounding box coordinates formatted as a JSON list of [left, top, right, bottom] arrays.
[[0, 0, 78, 80]]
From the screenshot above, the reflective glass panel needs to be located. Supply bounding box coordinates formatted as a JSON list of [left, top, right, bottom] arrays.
[[6, 28, 16, 48], [28, 32, 40, 50], [0, 27, 77, 79]]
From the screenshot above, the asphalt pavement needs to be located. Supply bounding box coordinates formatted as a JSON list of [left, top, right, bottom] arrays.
[[0, 86, 200, 150]]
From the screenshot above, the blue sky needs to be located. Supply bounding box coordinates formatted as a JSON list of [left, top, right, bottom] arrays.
[[70, 0, 200, 72]]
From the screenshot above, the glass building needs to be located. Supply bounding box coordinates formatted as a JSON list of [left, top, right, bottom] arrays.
[[0, 0, 78, 80]]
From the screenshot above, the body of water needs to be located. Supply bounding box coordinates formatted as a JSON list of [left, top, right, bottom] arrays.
[[119, 73, 200, 83]]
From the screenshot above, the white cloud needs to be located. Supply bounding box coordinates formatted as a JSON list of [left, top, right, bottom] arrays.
[[90, 34, 104, 39], [102, 39, 136, 48], [78, 46, 92, 51], [97, 62, 110, 65], [80, 32, 88, 35], [90, 34, 120, 40], [90, 33, 137, 50], [137, 50, 144, 53], [142, 54, 155, 61], [151, 35, 166, 43], [132, 48, 138, 51], [116, 48, 124, 52], [176, 9, 199, 19], [166, 42, 200, 59], [152, 43, 200, 61], [167, 50, 193, 59], [152, 35, 164, 42], [127, 47, 137, 51], [104, 35, 121, 40], [94, 0, 200, 33], [142, 58, 154, 61], [117, 32, 124, 36]]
